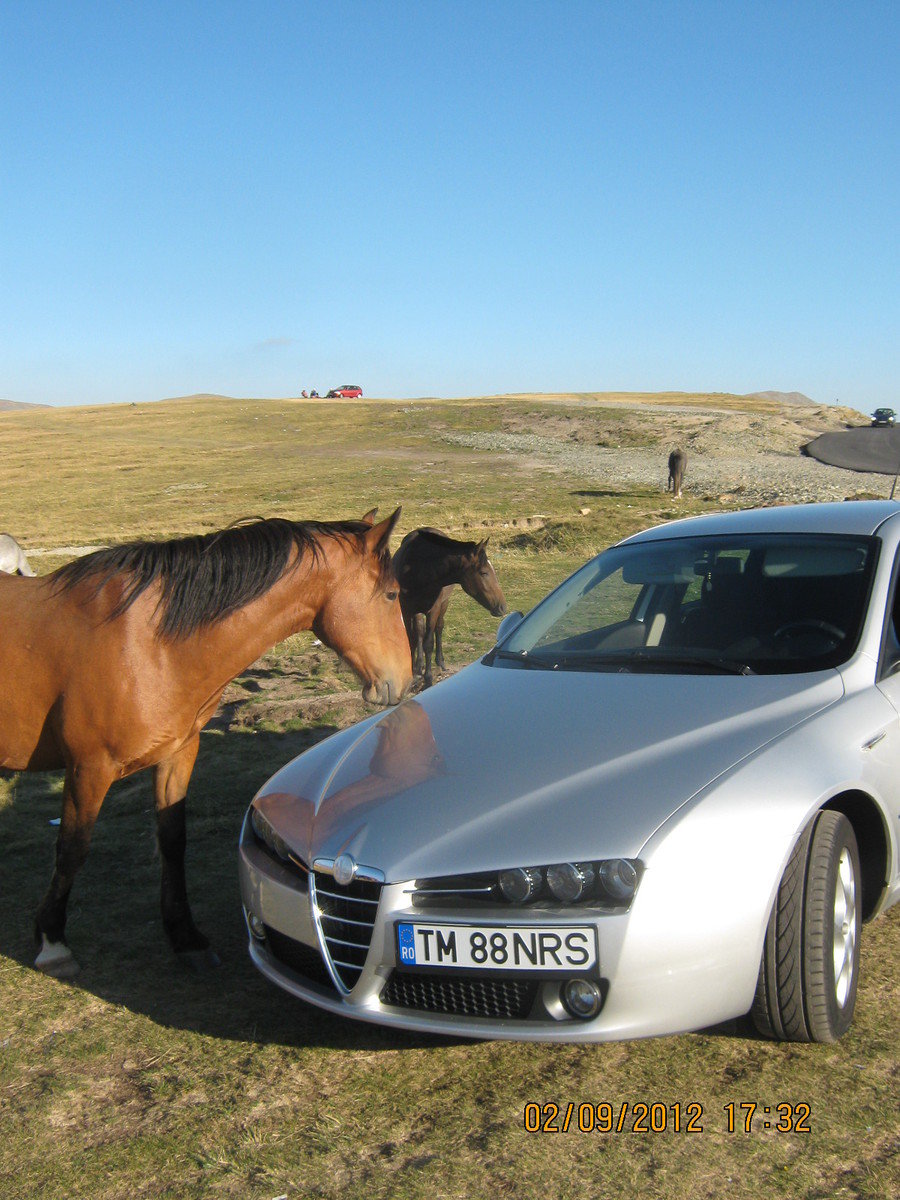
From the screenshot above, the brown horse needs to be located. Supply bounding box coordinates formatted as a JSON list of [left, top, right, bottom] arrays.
[[0, 508, 411, 978], [668, 448, 687, 498], [392, 527, 507, 687]]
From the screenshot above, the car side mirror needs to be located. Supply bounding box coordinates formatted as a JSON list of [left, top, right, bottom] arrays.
[[496, 611, 524, 645]]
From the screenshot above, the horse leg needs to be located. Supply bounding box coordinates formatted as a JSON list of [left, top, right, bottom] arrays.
[[154, 736, 219, 969], [403, 611, 420, 674], [412, 613, 426, 677], [434, 608, 446, 672], [34, 759, 115, 978], [422, 614, 436, 687]]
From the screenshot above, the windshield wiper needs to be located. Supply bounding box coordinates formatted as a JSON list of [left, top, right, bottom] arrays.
[[493, 650, 560, 670], [494, 648, 756, 675], [553, 651, 756, 676]]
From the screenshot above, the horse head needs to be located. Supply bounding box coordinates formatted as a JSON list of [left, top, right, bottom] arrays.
[[313, 507, 412, 706], [460, 538, 508, 618]]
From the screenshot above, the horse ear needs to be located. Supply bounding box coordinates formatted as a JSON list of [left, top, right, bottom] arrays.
[[365, 506, 402, 555], [477, 537, 489, 555], [361, 508, 379, 526]]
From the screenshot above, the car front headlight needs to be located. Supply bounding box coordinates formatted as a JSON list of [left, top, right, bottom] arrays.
[[414, 858, 642, 910], [250, 805, 292, 862], [598, 859, 638, 903], [546, 861, 596, 902], [498, 867, 543, 903]]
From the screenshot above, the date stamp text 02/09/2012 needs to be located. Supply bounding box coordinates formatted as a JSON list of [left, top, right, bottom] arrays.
[[523, 1102, 812, 1134]]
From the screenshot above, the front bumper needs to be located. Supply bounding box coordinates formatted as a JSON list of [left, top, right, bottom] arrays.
[[238, 813, 761, 1042]]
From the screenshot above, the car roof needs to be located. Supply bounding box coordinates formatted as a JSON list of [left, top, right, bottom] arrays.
[[620, 501, 900, 545]]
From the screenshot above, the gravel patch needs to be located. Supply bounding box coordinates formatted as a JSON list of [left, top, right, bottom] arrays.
[[442, 431, 897, 507]]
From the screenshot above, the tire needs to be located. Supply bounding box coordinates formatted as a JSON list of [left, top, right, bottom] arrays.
[[750, 810, 861, 1042]]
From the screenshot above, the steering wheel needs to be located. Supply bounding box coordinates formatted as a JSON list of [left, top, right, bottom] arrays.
[[773, 619, 845, 644]]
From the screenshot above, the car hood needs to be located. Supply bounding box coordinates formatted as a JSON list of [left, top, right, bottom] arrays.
[[255, 662, 843, 879]]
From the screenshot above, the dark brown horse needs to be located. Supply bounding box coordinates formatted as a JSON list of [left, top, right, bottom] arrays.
[[668, 448, 687, 498], [392, 527, 507, 686], [0, 508, 411, 978]]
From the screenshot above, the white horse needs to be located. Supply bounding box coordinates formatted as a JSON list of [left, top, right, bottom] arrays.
[[0, 533, 35, 576]]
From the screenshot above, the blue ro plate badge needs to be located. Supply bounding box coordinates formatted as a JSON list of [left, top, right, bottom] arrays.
[[396, 922, 598, 972]]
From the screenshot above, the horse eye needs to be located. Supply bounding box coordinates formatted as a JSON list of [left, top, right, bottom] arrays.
[[386, 589, 399, 601]]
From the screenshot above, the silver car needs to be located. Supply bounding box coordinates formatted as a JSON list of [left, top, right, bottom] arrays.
[[239, 501, 900, 1042]]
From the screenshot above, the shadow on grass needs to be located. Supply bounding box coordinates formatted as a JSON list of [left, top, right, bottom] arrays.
[[1, 719, 761, 1054], [570, 487, 663, 501], [0, 723, 456, 1054], [570, 488, 627, 500]]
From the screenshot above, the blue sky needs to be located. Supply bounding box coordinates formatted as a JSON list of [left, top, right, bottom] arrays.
[[1, 1, 897, 408]]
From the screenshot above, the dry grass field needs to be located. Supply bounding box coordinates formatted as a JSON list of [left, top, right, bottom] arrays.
[[0, 392, 897, 1199]]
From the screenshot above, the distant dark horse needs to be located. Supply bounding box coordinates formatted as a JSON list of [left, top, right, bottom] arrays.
[[392, 528, 507, 686], [0, 509, 411, 978], [0, 533, 35, 575], [668, 449, 687, 498]]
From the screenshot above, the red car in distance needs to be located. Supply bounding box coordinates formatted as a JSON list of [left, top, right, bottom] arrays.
[[326, 385, 363, 399]]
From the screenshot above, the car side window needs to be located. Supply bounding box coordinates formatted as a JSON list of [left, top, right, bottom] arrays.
[[880, 549, 900, 675], [891, 586, 900, 656]]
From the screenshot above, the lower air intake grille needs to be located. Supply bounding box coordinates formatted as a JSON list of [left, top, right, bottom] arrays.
[[313, 872, 382, 992], [380, 971, 538, 1020], [264, 926, 336, 991]]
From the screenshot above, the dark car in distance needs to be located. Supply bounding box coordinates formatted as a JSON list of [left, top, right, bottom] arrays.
[[326, 385, 363, 399], [871, 408, 896, 427]]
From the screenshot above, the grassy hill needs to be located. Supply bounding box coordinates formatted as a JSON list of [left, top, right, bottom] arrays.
[[0, 392, 896, 1200], [0, 398, 52, 411]]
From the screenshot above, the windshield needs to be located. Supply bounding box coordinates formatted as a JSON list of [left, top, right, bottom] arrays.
[[494, 533, 877, 675]]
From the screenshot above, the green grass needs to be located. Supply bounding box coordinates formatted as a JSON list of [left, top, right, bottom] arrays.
[[0, 394, 897, 1199]]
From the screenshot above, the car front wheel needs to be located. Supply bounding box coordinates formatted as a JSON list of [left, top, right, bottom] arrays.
[[750, 810, 861, 1042]]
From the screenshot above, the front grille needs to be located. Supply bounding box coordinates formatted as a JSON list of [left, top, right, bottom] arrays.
[[313, 871, 381, 992], [380, 971, 538, 1020], [264, 926, 336, 991]]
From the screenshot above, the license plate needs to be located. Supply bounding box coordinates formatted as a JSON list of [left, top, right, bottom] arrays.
[[395, 922, 598, 972]]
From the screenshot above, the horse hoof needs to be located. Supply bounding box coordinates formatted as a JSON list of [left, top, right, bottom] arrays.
[[177, 946, 221, 972], [34, 938, 80, 980]]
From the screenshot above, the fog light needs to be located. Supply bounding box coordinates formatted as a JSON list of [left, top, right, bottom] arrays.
[[561, 978, 603, 1020], [599, 859, 638, 903], [547, 861, 595, 903], [246, 910, 266, 941], [498, 867, 542, 904]]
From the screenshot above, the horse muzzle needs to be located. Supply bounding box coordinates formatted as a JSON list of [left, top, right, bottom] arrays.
[[362, 677, 407, 706]]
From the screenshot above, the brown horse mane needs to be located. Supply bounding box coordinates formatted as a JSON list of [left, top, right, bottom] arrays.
[[52, 517, 388, 639]]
